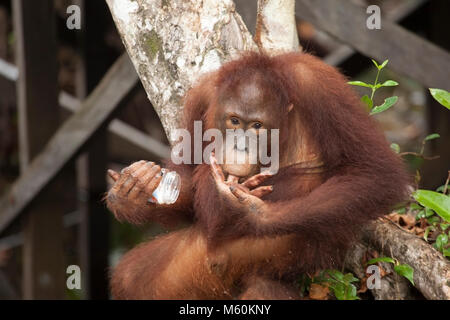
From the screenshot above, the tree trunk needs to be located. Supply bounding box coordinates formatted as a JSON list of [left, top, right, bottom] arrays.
[[106, 0, 257, 144]]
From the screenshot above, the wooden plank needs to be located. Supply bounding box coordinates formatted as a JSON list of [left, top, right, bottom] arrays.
[[323, 0, 427, 66], [296, 0, 450, 90], [0, 58, 18, 81], [0, 53, 138, 234], [0, 60, 169, 160], [421, 0, 450, 188], [59, 92, 170, 160], [76, 0, 114, 300], [12, 0, 65, 299]]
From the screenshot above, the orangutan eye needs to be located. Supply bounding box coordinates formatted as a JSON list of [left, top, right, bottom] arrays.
[[230, 117, 240, 125], [253, 122, 262, 129]]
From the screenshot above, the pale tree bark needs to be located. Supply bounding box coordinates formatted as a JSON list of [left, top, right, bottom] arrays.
[[255, 0, 300, 54], [107, 0, 450, 300]]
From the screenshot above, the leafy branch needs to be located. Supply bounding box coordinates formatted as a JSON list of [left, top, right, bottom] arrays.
[[348, 59, 398, 115]]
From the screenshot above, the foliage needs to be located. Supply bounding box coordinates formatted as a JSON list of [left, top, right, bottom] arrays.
[[312, 270, 360, 300], [429, 88, 450, 110], [390, 134, 440, 183], [366, 257, 415, 285], [412, 175, 450, 258], [414, 190, 450, 223], [348, 59, 398, 115]]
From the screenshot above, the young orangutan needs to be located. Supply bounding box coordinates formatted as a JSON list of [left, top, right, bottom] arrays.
[[106, 52, 410, 299]]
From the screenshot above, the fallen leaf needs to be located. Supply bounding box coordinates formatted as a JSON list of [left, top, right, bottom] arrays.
[[309, 283, 330, 300], [358, 277, 368, 293]]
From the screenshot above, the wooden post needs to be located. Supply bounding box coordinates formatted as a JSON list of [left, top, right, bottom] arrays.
[[421, 0, 450, 188], [12, 0, 65, 299], [75, 0, 116, 300]]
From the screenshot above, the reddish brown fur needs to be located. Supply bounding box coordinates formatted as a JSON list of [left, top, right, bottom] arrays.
[[107, 52, 410, 299]]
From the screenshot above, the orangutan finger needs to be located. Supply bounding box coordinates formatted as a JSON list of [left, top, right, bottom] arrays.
[[116, 161, 146, 195], [118, 176, 138, 196], [226, 174, 240, 184], [127, 160, 148, 177], [250, 185, 273, 198], [133, 161, 156, 181], [108, 169, 120, 182], [128, 164, 159, 200], [210, 153, 225, 182], [120, 160, 146, 175], [229, 185, 251, 204], [241, 171, 274, 189], [140, 163, 161, 186], [144, 166, 163, 195]]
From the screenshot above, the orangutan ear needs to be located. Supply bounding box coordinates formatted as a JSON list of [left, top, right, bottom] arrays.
[[288, 103, 294, 113]]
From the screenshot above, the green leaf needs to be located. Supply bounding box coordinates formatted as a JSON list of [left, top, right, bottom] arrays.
[[428, 216, 442, 225], [361, 95, 373, 110], [416, 210, 426, 219], [436, 185, 446, 193], [390, 143, 400, 153], [443, 248, 450, 258], [435, 233, 449, 252], [379, 80, 399, 87], [429, 88, 450, 110], [326, 269, 344, 281], [330, 283, 359, 300], [425, 207, 435, 218], [367, 257, 396, 265], [424, 226, 434, 241], [441, 223, 450, 231], [343, 273, 359, 283], [379, 59, 389, 70], [370, 96, 398, 115], [371, 59, 379, 69], [345, 284, 360, 300], [394, 264, 414, 285], [330, 282, 345, 300], [410, 203, 423, 210], [424, 133, 440, 141], [413, 190, 450, 222], [348, 81, 373, 88]]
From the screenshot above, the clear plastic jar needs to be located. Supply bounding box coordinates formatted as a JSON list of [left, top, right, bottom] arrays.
[[150, 169, 181, 204]]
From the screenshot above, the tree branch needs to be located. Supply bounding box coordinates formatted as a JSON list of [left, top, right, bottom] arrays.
[[255, 0, 300, 54], [347, 219, 450, 300]]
